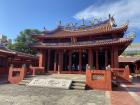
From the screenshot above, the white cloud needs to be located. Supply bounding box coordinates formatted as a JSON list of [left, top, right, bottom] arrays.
[[74, 0, 140, 30]]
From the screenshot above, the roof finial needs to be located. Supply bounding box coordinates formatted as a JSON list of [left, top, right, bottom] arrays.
[[109, 14, 111, 19], [128, 33, 136, 39], [43, 26, 47, 31], [127, 20, 129, 25], [58, 20, 62, 26], [82, 18, 85, 26]]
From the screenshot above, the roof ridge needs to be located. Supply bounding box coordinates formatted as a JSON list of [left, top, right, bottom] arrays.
[[43, 18, 113, 34]]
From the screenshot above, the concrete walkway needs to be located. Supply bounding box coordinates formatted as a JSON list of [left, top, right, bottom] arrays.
[[110, 76, 140, 105], [0, 84, 107, 105], [0, 74, 140, 105]]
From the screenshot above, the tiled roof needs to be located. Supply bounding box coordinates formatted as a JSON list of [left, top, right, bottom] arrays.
[[32, 19, 128, 39], [0, 44, 15, 55], [119, 56, 140, 63], [32, 38, 133, 49], [14, 51, 38, 59], [0, 44, 38, 59]]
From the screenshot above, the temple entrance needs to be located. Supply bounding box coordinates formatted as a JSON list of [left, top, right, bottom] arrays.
[[63, 51, 69, 71], [82, 51, 88, 71], [98, 51, 105, 70], [45, 51, 48, 71], [49, 50, 55, 71], [44, 49, 113, 73], [71, 52, 79, 71]]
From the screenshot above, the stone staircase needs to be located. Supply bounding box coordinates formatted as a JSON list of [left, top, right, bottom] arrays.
[[19, 76, 86, 90], [112, 80, 120, 87], [19, 77, 32, 85], [70, 80, 86, 90]]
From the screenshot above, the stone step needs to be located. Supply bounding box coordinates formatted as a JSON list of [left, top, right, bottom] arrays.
[[112, 80, 120, 87], [19, 82, 28, 85], [70, 80, 86, 90], [22, 79, 31, 82], [70, 85, 85, 90], [72, 80, 85, 84], [19, 79, 32, 85], [71, 82, 86, 87]]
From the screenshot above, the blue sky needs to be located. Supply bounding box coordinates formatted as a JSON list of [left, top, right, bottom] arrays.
[[0, 0, 140, 42]]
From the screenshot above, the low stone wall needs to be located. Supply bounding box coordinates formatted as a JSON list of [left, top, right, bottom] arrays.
[[111, 66, 130, 83], [29, 66, 44, 75], [86, 66, 131, 90], [86, 70, 112, 91], [8, 65, 27, 84]]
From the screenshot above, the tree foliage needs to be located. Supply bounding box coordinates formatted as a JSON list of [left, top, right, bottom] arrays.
[[7, 29, 42, 54]]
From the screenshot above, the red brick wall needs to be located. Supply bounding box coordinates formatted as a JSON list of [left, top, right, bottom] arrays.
[[86, 70, 112, 90]]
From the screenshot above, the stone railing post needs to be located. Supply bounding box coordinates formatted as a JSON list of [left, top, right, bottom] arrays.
[[125, 65, 131, 82], [20, 64, 27, 80], [8, 64, 14, 82], [105, 70, 112, 90]]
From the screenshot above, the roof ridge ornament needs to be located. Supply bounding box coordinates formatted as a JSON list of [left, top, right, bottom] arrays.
[[89, 19, 95, 26], [80, 18, 86, 29], [109, 14, 111, 19], [58, 20, 62, 26], [127, 33, 136, 39], [109, 14, 117, 27], [126, 20, 129, 25], [43, 26, 47, 31], [109, 14, 113, 26]]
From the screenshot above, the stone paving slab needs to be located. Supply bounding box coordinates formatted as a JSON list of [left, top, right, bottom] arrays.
[[0, 84, 107, 105], [27, 74, 86, 82], [28, 78, 72, 89]]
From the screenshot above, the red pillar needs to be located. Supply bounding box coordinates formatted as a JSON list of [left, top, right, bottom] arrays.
[[47, 49, 50, 71], [39, 50, 46, 67], [114, 48, 119, 68], [79, 50, 82, 72], [111, 49, 114, 68], [58, 50, 63, 74], [61, 51, 63, 72], [105, 50, 108, 67], [96, 50, 99, 69], [135, 64, 138, 70], [135, 64, 139, 75], [54, 50, 57, 72], [88, 49, 93, 67], [68, 51, 72, 71]]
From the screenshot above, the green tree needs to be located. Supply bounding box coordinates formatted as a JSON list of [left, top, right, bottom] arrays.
[[7, 29, 42, 54]]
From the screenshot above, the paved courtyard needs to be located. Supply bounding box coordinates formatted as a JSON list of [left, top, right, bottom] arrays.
[[0, 74, 140, 105], [0, 84, 108, 105]]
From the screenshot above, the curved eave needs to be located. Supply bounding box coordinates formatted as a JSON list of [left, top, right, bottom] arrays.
[[33, 23, 128, 39], [15, 54, 38, 60], [118, 40, 133, 55], [32, 38, 133, 49], [119, 56, 140, 63], [0, 49, 16, 56], [14, 51, 38, 60]]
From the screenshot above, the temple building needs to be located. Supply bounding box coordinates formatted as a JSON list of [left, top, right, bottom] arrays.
[[32, 15, 133, 74], [119, 56, 140, 73], [0, 44, 38, 75]]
